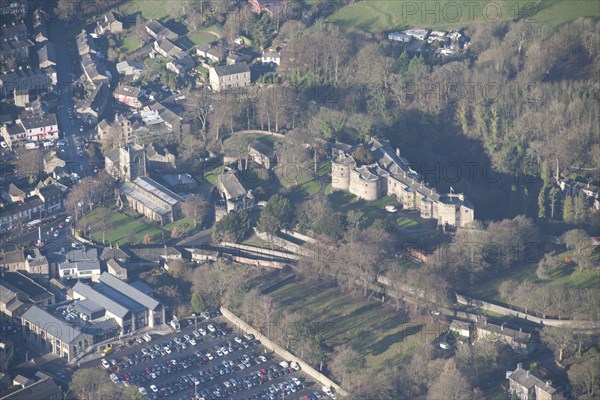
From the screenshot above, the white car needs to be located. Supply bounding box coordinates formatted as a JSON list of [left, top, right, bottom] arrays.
[[234, 336, 242, 344], [184, 334, 191, 341], [141, 348, 149, 355], [138, 387, 147, 395], [193, 330, 201, 338], [143, 333, 152, 342], [206, 353, 214, 360], [385, 205, 398, 213], [259, 355, 267, 363], [164, 347, 172, 354], [181, 342, 187, 350], [150, 384, 158, 393], [198, 328, 207, 336], [207, 324, 216, 332], [189, 338, 197, 346], [136, 337, 144, 344], [101, 359, 110, 369], [65, 216, 72, 223], [220, 347, 229, 355]]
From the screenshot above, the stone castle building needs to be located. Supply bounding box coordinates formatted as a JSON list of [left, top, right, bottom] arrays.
[[330, 138, 475, 228]]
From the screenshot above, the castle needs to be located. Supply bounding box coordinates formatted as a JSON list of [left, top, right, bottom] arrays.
[[330, 138, 475, 228]]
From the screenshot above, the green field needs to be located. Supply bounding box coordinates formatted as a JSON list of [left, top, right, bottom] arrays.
[[124, 0, 169, 21], [270, 281, 439, 370], [328, 0, 599, 32], [190, 32, 218, 45]]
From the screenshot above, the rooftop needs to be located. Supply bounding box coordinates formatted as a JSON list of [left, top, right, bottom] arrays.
[[99, 272, 159, 310], [0, 377, 62, 400], [213, 62, 249, 77], [21, 306, 84, 344], [1, 272, 52, 302]]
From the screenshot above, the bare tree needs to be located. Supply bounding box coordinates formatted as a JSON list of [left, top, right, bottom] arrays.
[[542, 327, 575, 362], [568, 355, 600, 399], [427, 359, 473, 400]]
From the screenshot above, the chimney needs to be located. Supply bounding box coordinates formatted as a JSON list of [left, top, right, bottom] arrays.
[[526, 371, 530, 377], [501, 323, 505, 331], [517, 363, 523, 370], [396, 148, 400, 157], [546, 380, 552, 387]]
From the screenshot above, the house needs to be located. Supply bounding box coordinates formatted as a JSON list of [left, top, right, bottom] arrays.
[[119, 177, 183, 225], [74, 83, 110, 124], [388, 32, 412, 43], [0, 248, 49, 280], [0, 23, 30, 62], [0, 68, 52, 98], [76, 30, 95, 56], [209, 62, 250, 92], [5, 183, 25, 202], [106, 259, 128, 281], [205, 46, 228, 64], [186, 247, 219, 263], [166, 54, 195, 75], [194, 42, 212, 58], [261, 49, 281, 65], [248, 141, 276, 169], [43, 151, 66, 175], [33, 183, 64, 214], [0, 196, 44, 231], [449, 319, 471, 340], [21, 306, 92, 362], [508, 363, 558, 400], [0, 377, 63, 400], [153, 38, 183, 59], [80, 53, 110, 88], [404, 28, 430, 41], [116, 61, 144, 77], [331, 138, 475, 228], [17, 111, 58, 142], [474, 318, 533, 353], [129, 247, 182, 264], [57, 247, 101, 281], [0, 271, 54, 306], [71, 272, 165, 332], [99, 245, 131, 263], [217, 170, 255, 213], [161, 174, 197, 192], [113, 84, 145, 109], [145, 143, 176, 171], [227, 52, 251, 65], [97, 113, 132, 144], [33, 9, 49, 44], [145, 19, 178, 41], [95, 11, 123, 35], [37, 42, 56, 69]]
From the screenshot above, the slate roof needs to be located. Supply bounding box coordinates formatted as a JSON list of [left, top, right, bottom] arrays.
[[19, 112, 57, 129], [72, 281, 130, 319], [0, 377, 62, 400], [509, 367, 557, 395], [99, 272, 160, 310], [217, 171, 250, 199], [213, 62, 249, 77], [21, 306, 84, 344], [99, 247, 130, 261]]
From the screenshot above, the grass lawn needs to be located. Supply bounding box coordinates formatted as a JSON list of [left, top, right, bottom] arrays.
[[144, 56, 167, 71], [190, 32, 218, 44], [86, 207, 163, 245], [203, 165, 225, 186], [270, 281, 439, 371], [164, 217, 196, 236], [123, 0, 170, 21], [396, 215, 420, 229], [119, 36, 140, 54], [328, 0, 599, 32], [328, 192, 397, 226]]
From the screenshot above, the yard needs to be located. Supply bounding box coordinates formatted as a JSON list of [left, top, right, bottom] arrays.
[[327, 191, 397, 226], [396, 214, 420, 229], [119, 35, 140, 54], [123, 0, 170, 21], [269, 281, 440, 371], [328, 0, 599, 33]]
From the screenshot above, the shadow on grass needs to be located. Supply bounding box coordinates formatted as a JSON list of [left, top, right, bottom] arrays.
[[369, 324, 423, 356]]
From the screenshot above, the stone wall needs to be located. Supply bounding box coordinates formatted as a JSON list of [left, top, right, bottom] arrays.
[[220, 307, 348, 398]]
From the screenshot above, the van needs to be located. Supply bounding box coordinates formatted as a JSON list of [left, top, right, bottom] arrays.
[[170, 319, 181, 332], [25, 142, 39, 150]]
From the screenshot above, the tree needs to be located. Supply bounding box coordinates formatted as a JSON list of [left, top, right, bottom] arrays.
[[171, 226, 182, 238], [563, 229, 594, 273], [351, 146, 374, 165], [538, 185, 548, 218], [568, 355, 600, 399], [329, 344, 365, 387], [181, 195, 209, 227], [574, 191, 589, 224], [212, 210, 251, 243], [563, 195, 575, 223], [71, 368, 121, 400], [427, 359, 473, 400], [191, 291, 208, 313], [542, 327, 574, 362], [256, 195, 294, 235], [143, 233, 152, 245], [57, 0, 80, 21]]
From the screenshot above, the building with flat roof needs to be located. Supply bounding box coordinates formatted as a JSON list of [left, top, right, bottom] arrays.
[[21, 305, 92, 362]]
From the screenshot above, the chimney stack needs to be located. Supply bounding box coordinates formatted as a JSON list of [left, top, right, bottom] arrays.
[[517, 363, 523, 370], [526, 371, 530, 377], [396, 148, 401, 157], [546, 380, 552, 387]]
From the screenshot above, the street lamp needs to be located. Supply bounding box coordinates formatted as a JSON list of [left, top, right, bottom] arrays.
[[192, 313, 197, 332], [194, 381, 199, 399]]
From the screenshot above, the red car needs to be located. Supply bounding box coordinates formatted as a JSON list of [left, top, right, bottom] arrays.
[[58, 222, 64, 229]]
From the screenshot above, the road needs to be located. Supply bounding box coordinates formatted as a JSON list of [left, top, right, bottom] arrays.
[[47, 17, 91, 178]]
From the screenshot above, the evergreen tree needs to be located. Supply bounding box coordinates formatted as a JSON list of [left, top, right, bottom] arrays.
[[549, 187, 559, 219], [540, 160, 551, 186], [573, 191, 588, 224], [538, 185, 547, 219], [563, 195, 575, 223], [191, 292, 207, 313]]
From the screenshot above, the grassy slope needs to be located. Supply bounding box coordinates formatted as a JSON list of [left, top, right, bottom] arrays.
[[328, 0, 599, 32], [270, 282, 437, 371]]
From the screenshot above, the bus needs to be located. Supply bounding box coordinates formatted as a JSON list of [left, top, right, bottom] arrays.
[[27, 219, 41, 227]]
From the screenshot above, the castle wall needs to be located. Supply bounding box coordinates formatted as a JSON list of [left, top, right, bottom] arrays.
[[349, 170, 379, 201], [459, 205, 475, 227], [437, 202, 458, 227], [330, 160, 351, 192]]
